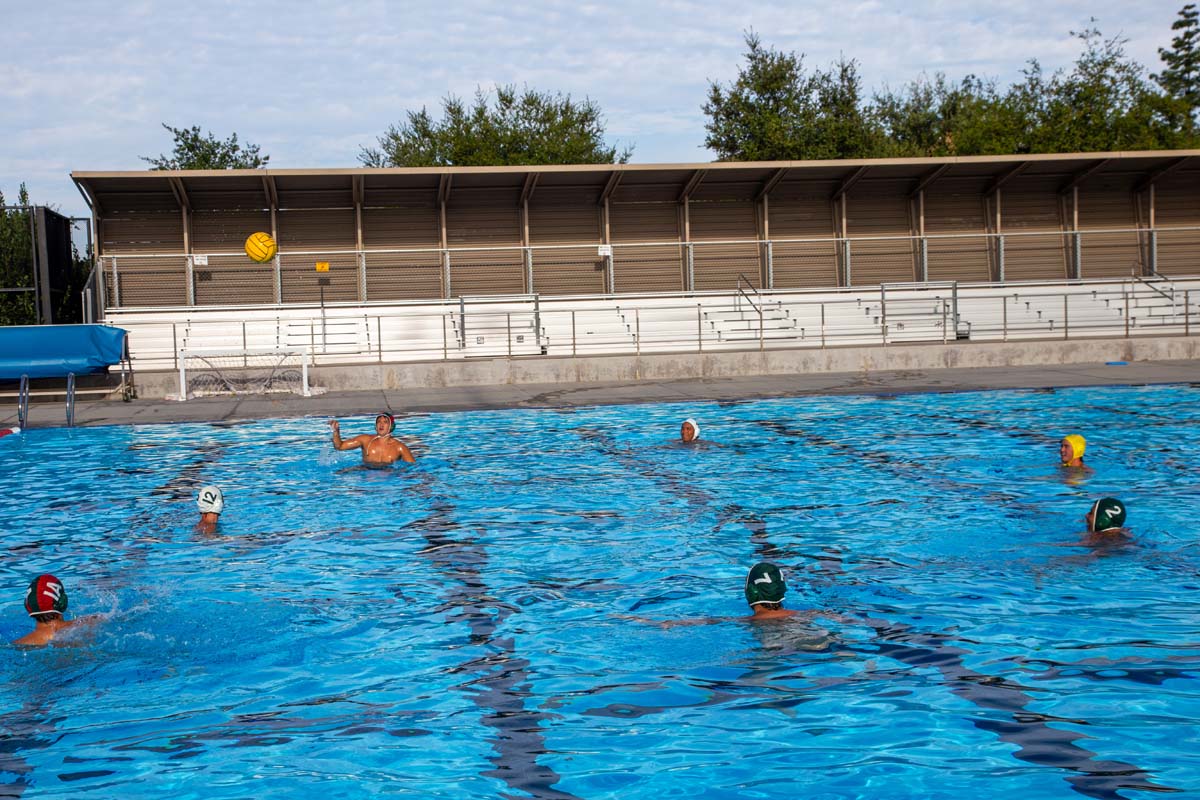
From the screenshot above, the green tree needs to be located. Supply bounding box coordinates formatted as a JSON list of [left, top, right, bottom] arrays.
[[1154, 3, 1200, 126], [1, 185, 94, 326], [874, 74, 1023, 156], [0, 185, 36, 326], [361, 85, 632, 167], [141, 124, 269, 170], [1021, 26, 1196, 152], [703, 33, 885, 160]]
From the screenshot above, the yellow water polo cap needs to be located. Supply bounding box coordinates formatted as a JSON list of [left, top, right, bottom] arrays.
[[1062, 434, 1086, 462]]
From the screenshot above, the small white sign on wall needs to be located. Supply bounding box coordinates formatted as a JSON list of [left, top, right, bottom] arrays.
[[597, 245, 613, 258], [192, 254, 208, 266]]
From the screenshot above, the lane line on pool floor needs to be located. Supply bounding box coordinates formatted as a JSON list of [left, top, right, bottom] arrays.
[[407, 475, 583, 800]]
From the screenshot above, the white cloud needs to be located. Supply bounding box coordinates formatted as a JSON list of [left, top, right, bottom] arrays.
[[1, 0, 1186, 215]]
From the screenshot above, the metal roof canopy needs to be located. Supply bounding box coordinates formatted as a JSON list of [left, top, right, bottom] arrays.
[[73, 151, 1199, 214]]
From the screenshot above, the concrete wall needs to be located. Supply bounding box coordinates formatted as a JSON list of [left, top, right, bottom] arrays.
[[133, 335, 1200, 399]]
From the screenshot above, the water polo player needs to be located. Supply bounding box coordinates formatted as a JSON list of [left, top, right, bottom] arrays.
[[329, 413, 415, 466], [13, 574, 97, 646]]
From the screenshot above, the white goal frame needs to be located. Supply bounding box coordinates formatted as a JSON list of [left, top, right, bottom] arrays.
[[177, 347, 312, 401]]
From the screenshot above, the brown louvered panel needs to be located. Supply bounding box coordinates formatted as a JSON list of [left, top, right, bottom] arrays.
[[927, 236, 990, 282], [610, 202, 681, 292], [847, 182, 914, 284], [194, 255, 274, 305], [532, 247, 606, 295], [1080, 232, 1140, 277], [1154, 170, 1200, 227], [101, 191, 176, 214], [448, 250, 524, 296], [772, 241, 838, 288], [1154, 171, 1200, 272], [363, 206, 439, 248], [365, 252, 443, 300], [448, 205, 520, 245], [190, 191, 266, 211], [110, 256, 187, 307], [694, 242, 761, 290], [612, 245, 684, 293], [925, 178, 990, 282], [849, 239, 916, 284], [689, 200, 758, 289], [1078, 176, 1139, 277], [1001, 178, 1066, 280], [192, 210, 271, 251], [529, 203, 600, 246], [280, 253, 358, 303], [277, 206, 357, 300], [768, 182, 837, 288], [362, 206, 440, 298], [1003, 233, 1068, 281], [102, 212, 184, 253], [446, 203, 523, 295], [689, 200, 756, 239], [277, 190, 351, 210], [768, 185, 836, 237], [1156, 228, 1200, 273], [278, 209, 356, 250]]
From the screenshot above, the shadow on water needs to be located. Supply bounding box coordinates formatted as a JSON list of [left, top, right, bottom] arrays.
[[407, 473, 582, 800]]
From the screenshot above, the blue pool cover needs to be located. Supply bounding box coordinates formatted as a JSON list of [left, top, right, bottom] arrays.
[[0, 324, 127, 379]]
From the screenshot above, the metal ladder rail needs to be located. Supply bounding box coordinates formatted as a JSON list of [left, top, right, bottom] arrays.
[[18, 375, 29, 428], [66, 373, 76, 427]]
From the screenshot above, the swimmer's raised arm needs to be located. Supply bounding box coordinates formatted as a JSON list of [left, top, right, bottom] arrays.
[[328, 420, 367, 451]]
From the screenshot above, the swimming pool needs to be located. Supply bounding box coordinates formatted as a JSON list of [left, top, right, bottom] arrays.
[[1, 384, 1197, 799]]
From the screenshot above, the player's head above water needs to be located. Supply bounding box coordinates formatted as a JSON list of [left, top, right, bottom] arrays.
[[1060, 434, 1086, 465], [744, 562, 786, 608], [1086, 497, 1126, 533], [24, 574, 68, 618], [197, 485, 224, 516]]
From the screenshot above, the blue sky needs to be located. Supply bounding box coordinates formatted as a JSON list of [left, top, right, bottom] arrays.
[[1, 0, 1188, 217]]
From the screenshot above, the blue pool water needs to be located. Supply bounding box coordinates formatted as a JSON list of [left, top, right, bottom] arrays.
[[1, 385, 1198, 799]]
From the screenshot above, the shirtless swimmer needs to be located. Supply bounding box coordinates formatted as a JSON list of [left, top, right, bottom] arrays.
[[329, 414, 415, 466]]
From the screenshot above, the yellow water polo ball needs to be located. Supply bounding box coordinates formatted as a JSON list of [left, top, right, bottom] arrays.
[[244, 231, 278, 263]]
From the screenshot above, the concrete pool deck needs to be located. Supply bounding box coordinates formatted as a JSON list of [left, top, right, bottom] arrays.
[[4, 359, 1200, 428]]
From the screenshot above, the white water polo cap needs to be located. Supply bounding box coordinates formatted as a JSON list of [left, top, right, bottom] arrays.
[[197, 485, 224, 515], [682, 418, 701, 441]]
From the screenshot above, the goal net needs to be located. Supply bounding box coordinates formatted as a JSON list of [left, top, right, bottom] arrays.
[[177, 347, 312, 400]]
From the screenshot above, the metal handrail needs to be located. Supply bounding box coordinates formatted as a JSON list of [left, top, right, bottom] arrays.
[[1129, 266, 1176, 305], [734, 273, 761, 314]]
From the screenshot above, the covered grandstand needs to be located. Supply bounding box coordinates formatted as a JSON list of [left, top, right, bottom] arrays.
[[69, 152, 1200, 397], [73, 151, 1199, 306]]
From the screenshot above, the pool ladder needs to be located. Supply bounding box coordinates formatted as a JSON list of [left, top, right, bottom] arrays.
[[16, 373, 77, 429]]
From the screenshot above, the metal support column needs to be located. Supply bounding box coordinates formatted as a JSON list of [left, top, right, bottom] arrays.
[[998, 235, 1006, 283], [686, 243, 695, 292], [1072, 232, 1082, 280], [765, 241, 774, 289], [273, 255, 282, 304], [358, 252, 367, 302], [186, 255, 195, 306]]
